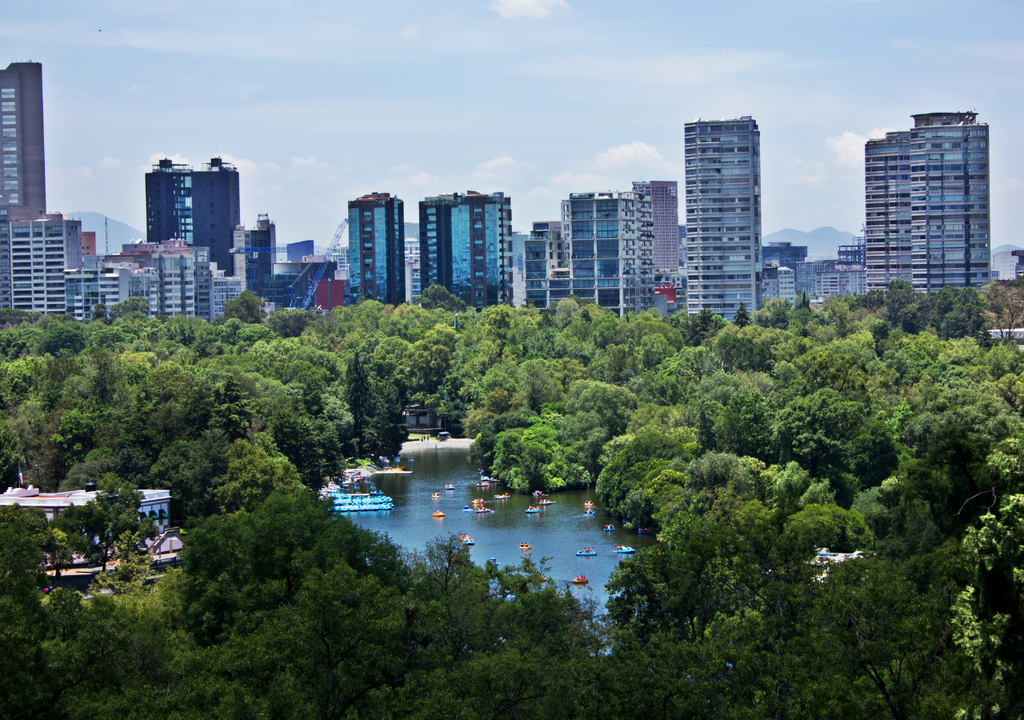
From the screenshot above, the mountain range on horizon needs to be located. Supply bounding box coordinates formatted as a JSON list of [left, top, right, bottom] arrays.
[[762, 226, 857, 260], [66, 212, 145, 252]]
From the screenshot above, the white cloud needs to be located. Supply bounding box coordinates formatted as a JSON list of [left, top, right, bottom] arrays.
[[477, 156, 518, 173], [490, 0, 567, 20], [594, 141, 675, 172], [401, 24, 420, 38], [825, 128, 895, 167], [98, 156, 122, 170], [129, 84, 149, 93]]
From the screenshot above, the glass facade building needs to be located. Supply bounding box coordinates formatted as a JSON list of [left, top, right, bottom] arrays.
[[633, 180, 679, 271], [145, 157, 241, 279], [347, 193, 405, 306], [523, 191, 653, 314], [418, 192, 512, 308], [865, 112, 990, 292], [0, 215, 83, 313], [684, 116, 761, 320], [0, 62, 46, 222]]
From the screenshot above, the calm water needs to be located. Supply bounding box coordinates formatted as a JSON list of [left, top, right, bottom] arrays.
[[342, 444, 658, 607]]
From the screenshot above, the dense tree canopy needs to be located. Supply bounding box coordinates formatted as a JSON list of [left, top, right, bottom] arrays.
[[1, 281, 1023, 717]]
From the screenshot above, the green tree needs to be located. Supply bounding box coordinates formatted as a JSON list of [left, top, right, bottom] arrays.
[[416, 284, 467, 313], [733, 301, 751, 328], [214, 439, 303, 514], [39, 322, 87, 357], [55, 474, 154, 571], [222, 290, 265, 324]]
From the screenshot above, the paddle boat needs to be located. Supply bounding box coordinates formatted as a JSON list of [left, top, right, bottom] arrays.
[[475, 506, 493, 513], [570, 575, 589, 585], [519, 543, 531, 551], [476, 480, 492, 487], [603, 524, 615, 531], [432, 511, 445, 518], [445, 483, 455, 490], [583, 509, 595, 516], [615, 545, 636, 554], [495, 493, 510, 500], [532, 490, 544, 497], [525, 506, 540, 514], [538, 498, 554, 506], [576, 548, 597, 556], [637, 527, 650, 535], [431, 492, 441, 498], [460, 534, 475, 545], [584, 500, 594, 507]]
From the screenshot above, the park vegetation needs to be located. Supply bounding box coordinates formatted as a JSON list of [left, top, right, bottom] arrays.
[[2, 280, 1024, 718]]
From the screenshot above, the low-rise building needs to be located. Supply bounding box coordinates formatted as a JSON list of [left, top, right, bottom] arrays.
[[0, 485, 171, 534]]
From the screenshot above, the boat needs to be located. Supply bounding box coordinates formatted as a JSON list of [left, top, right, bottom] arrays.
[[431, 492, 440, 498], [463, 506, 473, 511], [525, 506, 540, 514], [475, 507, 493, 513], [519, 543, 531, 551], [432, 511, 445, 518], [583, 509, 595, 516], [437, 431, 450, 441], [637, 527, 650, 535], [538, 499, 554, 506], [532, 490, 544, 497], [476, 480, 491, 487], [460, 534, 475, 545], [445, 483, 455, 490], [371, 467, 412, 476], [584, 500, 594, 507], [570, 575, 588, 585], [576, 548, 597, 556], [495, 493, 510, 500], [603, 524, 615, 532], [615, 546, 636, 554]]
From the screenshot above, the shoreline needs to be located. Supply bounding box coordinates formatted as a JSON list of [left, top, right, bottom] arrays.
[[400, 436, 474, 453]]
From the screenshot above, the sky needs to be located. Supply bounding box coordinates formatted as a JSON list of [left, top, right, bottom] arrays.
[[4, 0, 1023, 246]]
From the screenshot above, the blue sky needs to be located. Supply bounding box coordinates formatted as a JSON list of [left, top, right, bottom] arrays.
[[5, 0, 1023, 246]]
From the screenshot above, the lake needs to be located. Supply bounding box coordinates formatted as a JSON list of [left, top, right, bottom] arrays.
[[342, 442, 658, 608]]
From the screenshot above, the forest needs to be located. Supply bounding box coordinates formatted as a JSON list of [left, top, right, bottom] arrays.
[[2, 279, 1024, 719]]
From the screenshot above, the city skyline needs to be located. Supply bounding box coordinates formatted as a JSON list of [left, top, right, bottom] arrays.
[[3, 0, 1022, 249]]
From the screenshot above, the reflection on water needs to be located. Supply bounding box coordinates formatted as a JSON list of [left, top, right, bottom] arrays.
[[345, 444, 658, 607]]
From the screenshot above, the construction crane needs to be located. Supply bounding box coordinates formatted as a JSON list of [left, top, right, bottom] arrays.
[[292, 219, 347, 311]]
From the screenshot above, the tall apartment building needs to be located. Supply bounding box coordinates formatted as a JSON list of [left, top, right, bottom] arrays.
[[418, 191, 513, 308], [865, 112, 990, 292], [521, 190, 654, 314], [232, 214, 276, 297], [65, 263, 159, 321], [762, 264, 795, 305], [347, 193, 404, 305], [146, 157, 241, 278], [404, 238, 421, 303], [684, 117, 761, 320], [0, 62, 46, 221], [633, 181, 679, 271], [0, 214, 82, 313]]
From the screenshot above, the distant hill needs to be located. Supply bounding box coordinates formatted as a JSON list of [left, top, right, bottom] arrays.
[[763, 227, 857, 260], [994, 245, 1022, 255], [67, 212, 145, 252]]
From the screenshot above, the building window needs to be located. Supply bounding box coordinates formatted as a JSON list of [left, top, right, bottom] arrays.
[[1, 117, 13, 126], [3, 181, 16, 191], [0, 102, 13, 112], [0, 89, 13, 99], [1, 129, 15, 138], [2, 155, 14, 164]]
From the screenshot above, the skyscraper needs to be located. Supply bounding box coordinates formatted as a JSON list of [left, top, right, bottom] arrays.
[[684, 116, 761, 319], [0, 62, 46, 221], [347, 192, 405, 305], [418, 191, 512, 308], [232, 214, 276, 297], [145, 157, 241, 276], [0, 214, 82, 313], [865, 112, 990, 292], [531, 190, 654, 314], [633, 180, 679, 271]]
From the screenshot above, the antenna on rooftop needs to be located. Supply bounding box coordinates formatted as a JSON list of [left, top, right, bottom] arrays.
[[104, 216, 109, 255]]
